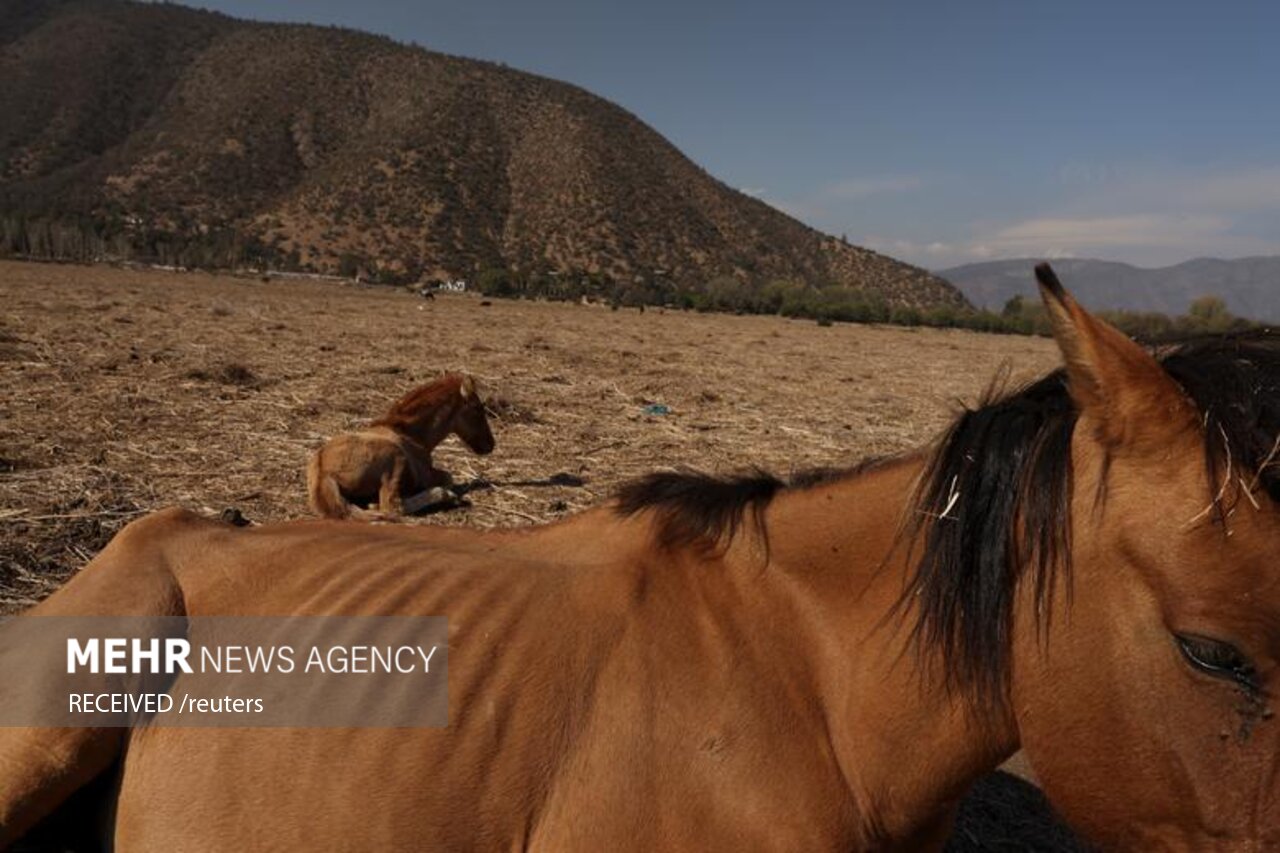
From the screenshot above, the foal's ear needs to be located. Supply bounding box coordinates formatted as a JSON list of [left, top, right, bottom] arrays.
[[1035, 263, 1190, 447], [459, 375, 475, 399]]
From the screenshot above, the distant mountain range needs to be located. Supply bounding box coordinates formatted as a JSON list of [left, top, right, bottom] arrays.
[[941, 257, 1280, 322], [0, 0, 965, 310]]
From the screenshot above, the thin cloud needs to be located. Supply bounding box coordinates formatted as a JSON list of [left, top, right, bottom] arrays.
[[862, 235, 920, 254], [766, 198, 826, 221], [810, 165, 1280, 268], [990, 213, 1231, 251], [1058, 165, 1280, 218], [1171, 168, 1280, 212], [824, 175, 924, 199]]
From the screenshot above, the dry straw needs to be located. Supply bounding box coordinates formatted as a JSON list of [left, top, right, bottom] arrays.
[[0, 261, 1060, 613]]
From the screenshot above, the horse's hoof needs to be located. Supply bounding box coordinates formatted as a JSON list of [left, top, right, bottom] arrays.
[[430, 487, 461, 505]]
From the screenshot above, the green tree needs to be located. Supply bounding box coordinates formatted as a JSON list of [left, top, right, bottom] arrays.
[[1186, 294, 1232, 334], [704, 276, 741, 311], [1189, 294, 1228, 321]]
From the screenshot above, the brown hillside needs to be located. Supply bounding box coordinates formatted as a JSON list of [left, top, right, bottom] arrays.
[[0, 0, 966, 309]]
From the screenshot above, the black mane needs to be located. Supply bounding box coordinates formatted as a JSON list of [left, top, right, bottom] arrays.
[[613, 456, 898, 553], [907, 329, 1280, 709], [1160, 331, 1280, 507], [613, 470, 784, 552], [903, 370, 1077, 707]]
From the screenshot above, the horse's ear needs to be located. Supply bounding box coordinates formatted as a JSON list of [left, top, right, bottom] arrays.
[[1035, 263, 1191, 448], [459, 375, 475, 399]]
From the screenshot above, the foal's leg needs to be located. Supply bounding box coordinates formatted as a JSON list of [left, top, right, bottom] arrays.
[[376, 455, 407, 517], [401, 466, 461, 514], [401, 486, 460, 515]]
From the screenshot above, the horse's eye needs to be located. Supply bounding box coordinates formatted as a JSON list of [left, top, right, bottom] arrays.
[[1176, 633, 1259, 690]]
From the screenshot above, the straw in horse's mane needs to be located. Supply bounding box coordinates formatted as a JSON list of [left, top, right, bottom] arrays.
[[371, 374, 467, 431], [903, 369, 1077, 709], [908, 329, 1280, 710], [615, 330, 1280, 711], [1160, 331, 1280, 507]]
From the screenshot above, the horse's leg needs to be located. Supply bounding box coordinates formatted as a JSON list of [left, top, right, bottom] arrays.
[[376, 455, 407, 517], [0, 508, 196, 846], [426, 466, 454, 489], [401, 486, 459, 514], [306, 448, 353, 519], [400, 462, 460, 514]]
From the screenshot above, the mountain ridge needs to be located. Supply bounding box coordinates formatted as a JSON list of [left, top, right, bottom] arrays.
[[0, 0, 966, 310], [941, 256, 1280, 322]]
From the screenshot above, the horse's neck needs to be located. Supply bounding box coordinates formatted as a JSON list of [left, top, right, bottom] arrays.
[[394, 404, 457, 449], [746, 458, 1019, 839]]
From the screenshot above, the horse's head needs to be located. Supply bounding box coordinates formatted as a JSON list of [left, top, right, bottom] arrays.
[[451, 374, 495, 455], [374, 374, 496, 456], [1012, 265, 1280, 847]]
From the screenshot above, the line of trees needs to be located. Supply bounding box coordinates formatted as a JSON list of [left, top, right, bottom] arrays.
[[473, 269, 1256, 339], [472, 269, 980, 327], [2, 216, 1255, 340], [0, 213, 439, 285], [998, 293, 1254, 339], [0, 213, 292, 271]]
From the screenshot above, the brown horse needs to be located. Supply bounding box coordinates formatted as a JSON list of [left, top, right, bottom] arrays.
[[306, 373, 495, 519], [2, 266, 1279, 849]]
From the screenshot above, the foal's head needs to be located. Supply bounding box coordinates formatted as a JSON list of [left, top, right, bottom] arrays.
[[911, 265, 1280, 847], [449, 374, 496, 455], [375, 373, 495, 454]]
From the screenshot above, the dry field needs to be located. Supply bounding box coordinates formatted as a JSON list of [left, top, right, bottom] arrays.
[[0, 259, 1059, 612]]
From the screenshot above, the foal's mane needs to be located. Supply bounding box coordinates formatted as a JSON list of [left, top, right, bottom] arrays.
[[614, 330, 1280, 708], [371, 374, 465, 430]]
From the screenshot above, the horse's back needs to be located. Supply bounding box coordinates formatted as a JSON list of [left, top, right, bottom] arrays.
[[26, 509, 869, 850]]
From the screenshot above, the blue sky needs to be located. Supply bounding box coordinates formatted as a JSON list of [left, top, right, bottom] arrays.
[[194, 0, 1280, 270]]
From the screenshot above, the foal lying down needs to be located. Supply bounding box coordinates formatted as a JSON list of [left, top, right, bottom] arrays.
[[306, 373, 495, 519]]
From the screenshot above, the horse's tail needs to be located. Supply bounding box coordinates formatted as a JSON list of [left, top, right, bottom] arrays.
[[0, 508, 202, 847], [306, 449, 351, 519]]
